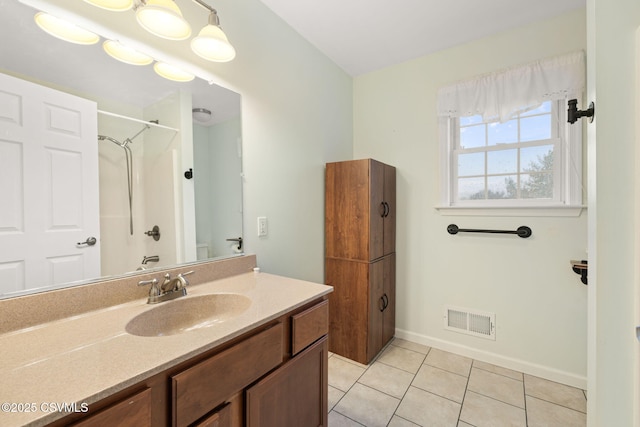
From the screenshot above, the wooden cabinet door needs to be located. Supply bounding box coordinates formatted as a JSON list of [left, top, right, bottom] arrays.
[[326, 258, 370, 363], [325, 159, 382, 261], [382, 254, 396, 346], [325, 159, 371, 261], [368, 259, 385, 361], [368, 255, 395, 361], [383, 164, 396, 256], [369, 159, 386, 261], [369, 160, 396, 260], [326, 159, 395, 262], [246, 337, 328, 427]]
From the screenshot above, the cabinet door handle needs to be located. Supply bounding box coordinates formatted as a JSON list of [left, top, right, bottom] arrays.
[[382, 293, 389, 310], [380, 202, 389, 217], [379, 296, 385, 312]]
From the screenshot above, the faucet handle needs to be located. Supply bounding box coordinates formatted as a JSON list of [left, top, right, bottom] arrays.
[[176, 270, 195, 289], [138, 278, 161, 297]]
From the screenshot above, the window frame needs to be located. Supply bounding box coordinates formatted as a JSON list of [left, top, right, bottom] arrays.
[[438, 99, 583, 216]]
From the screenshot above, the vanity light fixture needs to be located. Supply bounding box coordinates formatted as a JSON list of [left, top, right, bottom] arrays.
[[34, 12, 100, 45], [192, 107, 212, 122], [103, 40, 154, 65], [153, 61, 195, 82], [135, 0, 192, 40], [190, 9, 236, 62], [82, 0, 134, 11]]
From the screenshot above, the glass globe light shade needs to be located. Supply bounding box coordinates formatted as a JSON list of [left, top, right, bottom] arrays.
[[34, 12, 100, 45], [135, 0, 191, 40], [82, 0, 134, 11], [103, 40, 153, 65], [153, 62, 195, 82], [191, 24, 236, 62]]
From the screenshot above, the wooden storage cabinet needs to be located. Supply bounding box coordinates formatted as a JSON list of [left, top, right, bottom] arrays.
[[325, 159, 396, 365]]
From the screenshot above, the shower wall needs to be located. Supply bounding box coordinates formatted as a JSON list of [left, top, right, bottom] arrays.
[[142, 90, 194, 267], [98, 112, 148, 275], [193, 117, 243, 259], [98, 92, 189, 275]]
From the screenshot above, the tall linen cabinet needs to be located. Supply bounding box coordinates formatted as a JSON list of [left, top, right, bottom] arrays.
[[325, 159, 396, 364]]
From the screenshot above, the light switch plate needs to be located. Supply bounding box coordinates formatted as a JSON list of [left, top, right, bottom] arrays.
[[257, 217, 268, 237]]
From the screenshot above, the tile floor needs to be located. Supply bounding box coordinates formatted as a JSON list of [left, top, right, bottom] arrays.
[[328, 338, 587, 427]]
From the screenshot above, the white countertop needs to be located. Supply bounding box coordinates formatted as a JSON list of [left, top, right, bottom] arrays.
[[0, 272, 332, 427]]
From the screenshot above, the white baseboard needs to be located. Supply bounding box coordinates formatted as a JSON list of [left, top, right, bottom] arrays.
[[395, 328, 587, 390]]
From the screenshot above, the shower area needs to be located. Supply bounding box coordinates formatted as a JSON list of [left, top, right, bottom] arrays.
[[97, 91, 189, 276], [192, 115, 243, 260]]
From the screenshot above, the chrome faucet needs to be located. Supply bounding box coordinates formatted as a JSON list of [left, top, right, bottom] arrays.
[[141, 255, 159, 265], [161, 271, 194, 292], [138, 271, 194, 304]]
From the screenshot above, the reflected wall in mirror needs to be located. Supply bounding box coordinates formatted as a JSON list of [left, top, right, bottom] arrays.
[[0, 0, 243, 299]]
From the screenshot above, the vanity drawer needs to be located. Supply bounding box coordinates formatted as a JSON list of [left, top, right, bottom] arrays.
[[192, 402, 232, 427], [172, 323, 283, 427], [291, 299, 329, 355], [71, 388, 151, 427]]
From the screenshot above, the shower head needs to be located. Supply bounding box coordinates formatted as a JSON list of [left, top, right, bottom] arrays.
[[98, 135, 126, 147]]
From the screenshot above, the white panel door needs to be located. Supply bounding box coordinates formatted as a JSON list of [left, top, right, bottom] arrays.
[[0, 72, 100, 295]]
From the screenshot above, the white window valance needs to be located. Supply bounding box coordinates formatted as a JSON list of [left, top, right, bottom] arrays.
[[437, 51, 585, 122]]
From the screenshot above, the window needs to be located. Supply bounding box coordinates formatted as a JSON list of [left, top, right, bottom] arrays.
[[437, 52, 584, 213]]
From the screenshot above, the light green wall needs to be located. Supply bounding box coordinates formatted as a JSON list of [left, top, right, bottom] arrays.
[[209, 1, 354, 282], [354, 9, 588, 386]]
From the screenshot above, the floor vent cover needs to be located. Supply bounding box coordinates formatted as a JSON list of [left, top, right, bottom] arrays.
[[443, 306, 495, 340]]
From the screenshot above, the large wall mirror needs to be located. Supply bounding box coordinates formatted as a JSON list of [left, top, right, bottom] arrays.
[[0, 0, 243, 299]]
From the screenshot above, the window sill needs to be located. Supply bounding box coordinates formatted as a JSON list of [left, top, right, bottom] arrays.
[[435, 205, 585, 217]]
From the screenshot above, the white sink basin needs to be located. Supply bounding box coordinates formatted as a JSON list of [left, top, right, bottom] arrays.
[[125, 294, 251, 337]]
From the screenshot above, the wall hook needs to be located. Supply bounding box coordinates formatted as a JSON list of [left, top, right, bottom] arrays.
[[567, 99, 595, 124], [184, 168, 193, 179]]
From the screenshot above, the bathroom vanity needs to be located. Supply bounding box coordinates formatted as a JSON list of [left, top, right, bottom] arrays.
[[0, 256, 332, 427]]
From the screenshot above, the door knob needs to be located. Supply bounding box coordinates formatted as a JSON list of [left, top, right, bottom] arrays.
[[77, 237, 97, 247]]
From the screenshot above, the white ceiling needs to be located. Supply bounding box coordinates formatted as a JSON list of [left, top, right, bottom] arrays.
[[259, 0, 585, 76]]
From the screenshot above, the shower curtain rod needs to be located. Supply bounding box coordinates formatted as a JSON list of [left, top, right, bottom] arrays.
[[98, 109, 180, 132]]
